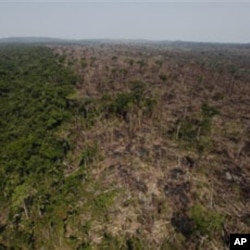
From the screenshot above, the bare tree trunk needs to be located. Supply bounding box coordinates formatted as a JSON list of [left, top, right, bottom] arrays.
[[23, 201, 29, 219]]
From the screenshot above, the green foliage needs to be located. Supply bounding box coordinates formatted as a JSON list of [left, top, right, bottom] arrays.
[[125, 237, 144, 250], [11, 183, 33, 212], [155, 60, 163, 66], [228, 64, 238, 75], [173, 103, 219, 154], [160, 238, 183, 250], [57, 54, 66, 64], [93, 191, 117, 211], [108, 92, 136, 118], [0, 45, 78, 248], [201, 103, 220, 118], [119, 68, 128, 76], [97, 234, 144, 250], [81, 58, 88, 68], [128, 59, 134, 66], [137, 60, 146, 67], [60, 171, 86, 198], [79, 98, 101, 128], [68, 81, 155, 127], [99, 233, 123, 250], [177, 118, 199, 141], [190, 205, 224, 238], [129, 81, 146, 103], [103, 81, 156, 120], [77, 242, 92, 250]]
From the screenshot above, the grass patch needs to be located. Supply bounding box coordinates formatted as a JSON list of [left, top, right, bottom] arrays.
[[189, 205, 224, 238]]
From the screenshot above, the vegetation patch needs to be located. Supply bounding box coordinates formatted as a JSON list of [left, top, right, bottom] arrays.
[[189, 205, 225, 239], [170, 103, 219, 154]]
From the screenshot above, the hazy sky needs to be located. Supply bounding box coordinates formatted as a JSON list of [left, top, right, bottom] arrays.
[[0, 0, 250, 43]]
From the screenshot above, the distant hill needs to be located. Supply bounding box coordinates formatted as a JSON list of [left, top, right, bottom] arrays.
[[0, 37, 75, 44], [0, 37, 249, 49]]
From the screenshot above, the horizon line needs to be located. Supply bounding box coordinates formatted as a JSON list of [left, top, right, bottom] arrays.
[[0, 36, 249, 45]]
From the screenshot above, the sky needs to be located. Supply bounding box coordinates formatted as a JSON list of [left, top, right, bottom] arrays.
[[0, 0, 250, 43]]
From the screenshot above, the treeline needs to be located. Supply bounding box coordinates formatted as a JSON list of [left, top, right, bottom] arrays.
[[0, 46, 77, 248]]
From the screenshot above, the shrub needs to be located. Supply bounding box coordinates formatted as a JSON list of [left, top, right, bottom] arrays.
[[173, 103, 219, 154], [190, 205, 224, 238], [201, 103, 220, 118], [129, 80, 146, 104], [81, 58, 87, 68], [108, 92, 136, 119], [101, 81, 156, 120]]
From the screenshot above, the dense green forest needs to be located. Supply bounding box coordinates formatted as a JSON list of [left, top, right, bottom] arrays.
[[0, 46, 81, 249]]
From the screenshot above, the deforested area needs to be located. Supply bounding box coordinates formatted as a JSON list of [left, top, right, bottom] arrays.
[[0, 42, 250, 249]]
